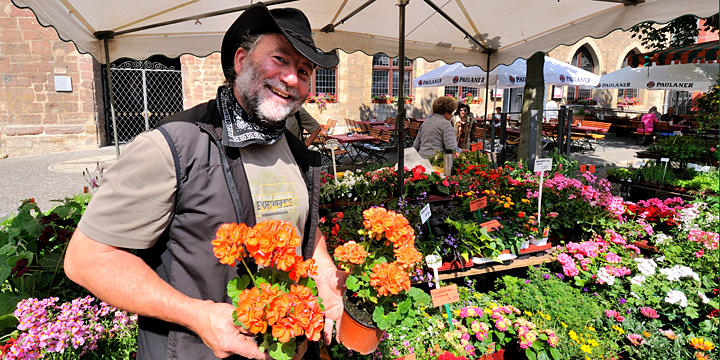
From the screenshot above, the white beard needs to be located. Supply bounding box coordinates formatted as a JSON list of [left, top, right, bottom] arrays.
[[234, 58, 304, 125]]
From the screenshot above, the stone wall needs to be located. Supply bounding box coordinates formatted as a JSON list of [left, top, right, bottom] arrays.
[[0, 0, 99, 157]]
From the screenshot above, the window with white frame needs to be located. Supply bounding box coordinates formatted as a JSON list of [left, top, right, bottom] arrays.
[[371, 54, 412, 98]]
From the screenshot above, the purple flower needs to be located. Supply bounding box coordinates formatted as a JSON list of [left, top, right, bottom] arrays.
[[619, 298, 627, 305], [583, 287, 588, 292], [556, 273, 564, 280], [525, 280, 531, 284], [543, 274, 551, 280]]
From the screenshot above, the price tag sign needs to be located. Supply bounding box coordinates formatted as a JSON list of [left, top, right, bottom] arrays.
[[420, 203, 432, 224], [469, 196, 487, 212], [471, 142, 483, 152], [480, 220, 502, 231], [534, 159, 553, 172], [673, 130, 682, 136], [579, 165, 595, 173], [431, 284, 460, 307], [393, 354, 416, 360], [660, 158, 670, 163]]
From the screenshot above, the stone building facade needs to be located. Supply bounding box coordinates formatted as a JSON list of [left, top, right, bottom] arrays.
[[0, 0, 101, 157], [2, 0, 696, 157]]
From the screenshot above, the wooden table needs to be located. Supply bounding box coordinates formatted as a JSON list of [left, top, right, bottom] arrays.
[[670, 124, 693, 131], [327, 134, 379, 162], [571, 125, 606, 134], [371, 123, 407, 131], [356, 120, 385, 127]]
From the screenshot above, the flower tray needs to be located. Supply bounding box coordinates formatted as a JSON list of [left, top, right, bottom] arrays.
[[437, 260, 475, 272], [516, 243, 552, 260]]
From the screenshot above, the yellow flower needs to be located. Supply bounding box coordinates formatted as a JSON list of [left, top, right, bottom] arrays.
[[524, 311, 533, 317], [454, 310, 460, 315], [489, 302, 497, 307], [503, 203, 510, 208], [509, 202, 515, 206], [484, 308, 492, 314], [509, 187, 515, 190], [483, 190, 490, 194], [544, 314, 551, 321], [521, 199, 530, 203], [612, 325, 625, 335], [695, 351, 711, 360], [442, 313, 448, 319], [568, 330, 578, 341], [586, 326, 595, 332], [588, 339, 599, 347], [560, 322, 567, 328], [580, 344, 592, 354], [690, 337, 715, 351], [490, 190, 496, 195], [643, 331, 651, 338]]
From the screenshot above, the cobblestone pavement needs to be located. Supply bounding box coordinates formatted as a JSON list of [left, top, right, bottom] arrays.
[[0, 132, 645, 218]]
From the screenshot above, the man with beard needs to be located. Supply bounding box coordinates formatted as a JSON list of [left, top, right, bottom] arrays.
[[63, 4, 345, 360]]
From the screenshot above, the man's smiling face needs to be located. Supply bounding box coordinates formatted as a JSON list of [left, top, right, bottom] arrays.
[[233, 33, 313, 124]]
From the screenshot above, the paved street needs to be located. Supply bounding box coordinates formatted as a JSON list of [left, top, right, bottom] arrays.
[[0, 132, 644, 218]]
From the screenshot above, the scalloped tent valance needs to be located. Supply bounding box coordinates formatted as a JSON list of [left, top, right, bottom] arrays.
[[11, 0, 718, 70]]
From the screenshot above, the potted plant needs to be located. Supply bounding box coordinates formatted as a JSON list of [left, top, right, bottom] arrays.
[[333, 207, 432, 354], [404, 94, 415, 104], [211, 220, 324, 360], [372, 94, 394, 104], [462, 92, 480, 105]]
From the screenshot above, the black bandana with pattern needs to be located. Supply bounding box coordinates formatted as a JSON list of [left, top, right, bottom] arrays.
[[217, 86, 285, 147]]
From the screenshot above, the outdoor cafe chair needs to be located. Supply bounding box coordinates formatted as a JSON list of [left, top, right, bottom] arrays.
[[352, 129, 388, 164], [630, 120, 649, 145]]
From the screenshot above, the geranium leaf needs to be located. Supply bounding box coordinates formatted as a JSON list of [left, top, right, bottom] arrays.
[[408, 287, 432, 306], [532, 340, 544, 351], [372, 306, 395, 330], [268, 340, 295, 360], [345, 275, 360, 291], [227, 276, 251, 306], [397, 298, 411, 313], [538, 333, 548, 341], [525, 348, 537, 360]]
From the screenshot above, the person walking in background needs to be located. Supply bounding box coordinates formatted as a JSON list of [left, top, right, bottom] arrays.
[[452, 103, 475, 149], [63, 4, 346, 360], [413, 96, 471, 158]]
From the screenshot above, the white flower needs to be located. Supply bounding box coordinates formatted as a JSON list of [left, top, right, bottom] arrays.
[[596, 267, 616, 285], [630, 291, 640, 299], [653, 233, 672, 245], [659, 265, 700, 282], [656, 256, 665, 263], [664, 290, 688, 307], [630, 275, 646, 286], [698, 291, 710, 304], [634, 258, 658, 276]]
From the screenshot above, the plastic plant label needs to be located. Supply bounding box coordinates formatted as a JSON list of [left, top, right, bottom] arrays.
[[471, 142, 483, 152], [420, 203, 432, 224], [480, 220, 502, 231], [579, 165, 595, 173], [393, 354, 416, 360], [425, 255, 442, 269], [469, 196, 487, 212], [661, 158, 670, 162], [674, 131, 682, 135], [431, 284, 460, 307], [534, 159, 553, 172]]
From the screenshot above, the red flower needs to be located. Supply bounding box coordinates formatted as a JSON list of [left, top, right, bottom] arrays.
[[518, 211, 525, 218]]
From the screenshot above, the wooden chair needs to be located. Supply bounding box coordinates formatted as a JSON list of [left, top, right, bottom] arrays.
[[579, 120, 611, 151], [357, 121, 372, 134], [385, 116, 396, 125], [325, 119, 338, 135], [344, 118, 361, 133], [653, 121, 674, 138], [316, 133, 349, 167], [630, 120, 649, 145], [353, 129, 388, 163]]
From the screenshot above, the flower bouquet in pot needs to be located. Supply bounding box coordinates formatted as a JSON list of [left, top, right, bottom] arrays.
[[212, 220, 323, 360], [333, 207, 432, 354]]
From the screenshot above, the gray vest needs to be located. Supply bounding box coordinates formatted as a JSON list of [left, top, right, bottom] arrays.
[[137, 100, 322, 360]]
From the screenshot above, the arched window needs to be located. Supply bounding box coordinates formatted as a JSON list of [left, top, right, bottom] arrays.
[[618, 53, 639, 100], [566, 47, 595, 102], [371, 54, 412, 99]]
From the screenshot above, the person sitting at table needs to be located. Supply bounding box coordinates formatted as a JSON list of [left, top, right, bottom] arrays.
[[661, 106, 682, 124], [493, 107, 503, 127], [452, 104, 476, 149], [413, 96, 471, 158], [638, 106, 660, 145]]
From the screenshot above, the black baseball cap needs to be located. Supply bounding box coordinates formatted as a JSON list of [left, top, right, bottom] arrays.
[[221, 3, 338, 79]]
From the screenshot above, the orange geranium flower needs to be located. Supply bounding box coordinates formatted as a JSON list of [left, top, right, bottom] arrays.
[[289, 258, 317, 281], [235, 287, 268, 334], [211, 223, 252, 264], [394, 245, 422, 269], [369, 262, 411, 296], [362, 207, 388, 238], [334, 241, 369, 265], [274, 247, 301, 272]]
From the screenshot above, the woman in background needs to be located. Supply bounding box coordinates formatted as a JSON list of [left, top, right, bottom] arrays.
[[452, 103, 476, 149], [413, 96, 471, 158]]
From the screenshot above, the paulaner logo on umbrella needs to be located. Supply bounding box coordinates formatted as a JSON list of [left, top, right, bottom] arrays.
[[452, 76, 459, 84], [559, 74, 566, 83], [509, 75, 515, 84], [647, 81, 655, 88]]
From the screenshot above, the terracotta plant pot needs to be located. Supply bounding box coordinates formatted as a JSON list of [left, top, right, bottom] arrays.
[[337, 308, 384, 355]]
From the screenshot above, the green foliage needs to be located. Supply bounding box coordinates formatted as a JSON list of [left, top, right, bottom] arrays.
[[547, 149, 579, 176], [636, 163, 677, 185], [670, 168, 720, 193], [606, 166, 636, 180], [646, 136, 715, 167], [444, 218, 504, 260], [630, 14, 717, 52], [695, 80, 719, 131]]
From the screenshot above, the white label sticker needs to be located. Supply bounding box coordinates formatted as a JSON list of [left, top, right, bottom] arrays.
[[420, 203, 432, 224], [425, 255, 442, 269], [534, 159, 553, 172], [673, 131, 682, 135], [660, 158, 670, 162], [54, 76, 72, 92]]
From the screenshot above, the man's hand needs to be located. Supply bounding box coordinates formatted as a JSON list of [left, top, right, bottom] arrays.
[[314, 263, 348, 345], [189, 301, 272, 360]]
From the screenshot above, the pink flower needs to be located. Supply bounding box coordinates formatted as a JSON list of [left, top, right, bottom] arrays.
[[627, 333, 645, 346], [640, 307, 659, 319], [605, 252, 622, 263], [609, 266, 631, 277], [605, 310, 619, 318]]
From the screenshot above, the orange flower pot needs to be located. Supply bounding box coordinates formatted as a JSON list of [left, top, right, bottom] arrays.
[[337, 308, 384, 355]]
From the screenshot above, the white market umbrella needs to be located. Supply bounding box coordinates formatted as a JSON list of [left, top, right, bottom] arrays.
[[413, 63, 497, 88], [593, 63, 718, 91]]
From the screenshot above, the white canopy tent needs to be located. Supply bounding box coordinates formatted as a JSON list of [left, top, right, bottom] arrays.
[[413, 57, 600, 89], [12, 0, 717, 69], [592, 62, 718, 91]]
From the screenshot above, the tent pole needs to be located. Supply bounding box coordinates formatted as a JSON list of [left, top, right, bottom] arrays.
[[104, 39, 120, 158], [396, 0, 408, 199], [484, 53, 496, 169]]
